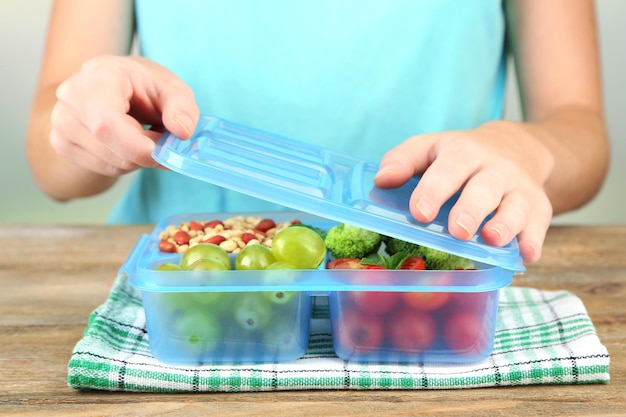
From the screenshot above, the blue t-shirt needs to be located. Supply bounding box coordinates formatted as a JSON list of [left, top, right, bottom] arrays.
[[108, 0, 507, 224]]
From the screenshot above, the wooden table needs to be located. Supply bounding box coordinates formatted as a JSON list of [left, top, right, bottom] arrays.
[[1, 224, 624, 416]]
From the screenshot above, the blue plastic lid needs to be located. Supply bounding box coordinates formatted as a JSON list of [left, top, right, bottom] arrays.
[[152, 115, 525, 272]]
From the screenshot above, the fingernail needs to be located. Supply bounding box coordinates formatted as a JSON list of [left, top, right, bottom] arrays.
[[454, 213, 475, 239], [173, 113, 192, 137], [374, 163, 399, 180], [415, 199, 434, 221], [522, 242, 539, 262], [490, 224, 505, 243]]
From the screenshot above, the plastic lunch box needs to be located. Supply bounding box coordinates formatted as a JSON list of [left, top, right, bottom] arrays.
[[122, 115, 525, 365]]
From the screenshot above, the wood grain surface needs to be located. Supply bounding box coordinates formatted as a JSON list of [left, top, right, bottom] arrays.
[[0, 224, 624, 416]]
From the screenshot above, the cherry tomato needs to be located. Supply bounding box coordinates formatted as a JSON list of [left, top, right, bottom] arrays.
[[401, 291, 451, 311], [326, 258, 364, 269], [386, 307, 436, 352], [336, 309, 385, 352], [347, 291, 400, 316], [364, 264, 386, 270], [446, 291, 490, 314], [443, 311, 486, 354], [399, 256, 426, 270]]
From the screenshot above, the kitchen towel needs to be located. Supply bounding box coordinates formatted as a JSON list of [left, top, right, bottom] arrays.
[[68, 275, 610, 392]]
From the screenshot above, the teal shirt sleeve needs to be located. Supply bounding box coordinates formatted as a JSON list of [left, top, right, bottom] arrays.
[[109, 0, 507, 224]]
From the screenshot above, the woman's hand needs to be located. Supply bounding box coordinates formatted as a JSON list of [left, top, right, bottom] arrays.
[[375, 0, 609, 264], [27, 0, 201, 201], [50, 55, 199, 177], [374, 121, 555, 263]]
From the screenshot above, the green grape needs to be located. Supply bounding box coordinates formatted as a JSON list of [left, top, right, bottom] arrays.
[[187, 258, 229, 271], [271, 226, 327, 269], [261, 313, 298, 345], [263, 290, 296, 305], [185, 258, 230, 309], [265, 261, 297, 270], [232, 292, 273, 331], [180, 243, 231, 270], [234, 244, 276, 270], [160, 291, 230, 317], [174, 308, 221, 355], [263, 261, 298, 282], [155, 262, 182, 271]]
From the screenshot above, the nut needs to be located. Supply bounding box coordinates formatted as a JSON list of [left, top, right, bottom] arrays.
[[156, 216, 297, 254], [158, 240, 177, 253], [203, 235, 226, 245], [255, 218, 276, 233], [173, 230, 190, 245]]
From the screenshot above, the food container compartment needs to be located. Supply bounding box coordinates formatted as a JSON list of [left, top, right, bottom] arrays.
[[322, 258, 506, 363], [123, 212, 330, 365], [328, 285, 500, 364], [123, 212, 513, 365], [141, 289, 311, 364]]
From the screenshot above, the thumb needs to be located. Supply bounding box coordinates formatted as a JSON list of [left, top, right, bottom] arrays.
[[159, 83, 200, 140], [133, 57, 200, 140]]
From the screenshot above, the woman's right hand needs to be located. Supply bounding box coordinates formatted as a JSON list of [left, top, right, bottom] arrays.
[[27, 0, 200, 201], [50, 55, 199, 177]]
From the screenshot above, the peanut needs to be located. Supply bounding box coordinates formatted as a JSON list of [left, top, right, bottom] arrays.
[[255, 218, 277, 232], [203, 235, 226, 245], [158, 240, 177, 253], [156, 215, 298, 254], [173, 230, 190, 245]]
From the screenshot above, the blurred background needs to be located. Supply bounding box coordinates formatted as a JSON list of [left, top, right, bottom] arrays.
[[1, 1, 624, 225]]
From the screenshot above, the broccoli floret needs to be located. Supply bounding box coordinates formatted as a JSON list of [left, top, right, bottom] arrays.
[[324, 223, 382, 259], [415, 246, 475, 270], [384, 237, 421, 257], [385, 237, 475, 270]]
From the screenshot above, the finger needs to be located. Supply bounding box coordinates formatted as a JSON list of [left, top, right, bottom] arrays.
[[479, 189, 532, 247], [480, 188, 552, 263], [121, 56, 200, 139], [56, 71, 161, 168], [375, 133, 482, 223], [516, 197, 553, 263], [408, 146, 482, 224], [156, 78, 200, 140], [447, 169, 508, 240], [50, 104, 141, 176], [57, 57, 196, 165], [374, 134, 437, 189], [51, 135, 140, 177], [87, 111, 161, 168]]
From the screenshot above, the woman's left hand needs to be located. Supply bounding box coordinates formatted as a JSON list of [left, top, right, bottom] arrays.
[[374, 120, 554, 263]]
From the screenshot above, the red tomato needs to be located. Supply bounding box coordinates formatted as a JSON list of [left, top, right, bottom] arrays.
[[326, 258, 364, 269], [336, 309, 385, 351], [348, 291, 400, 316], [443, 311, 486, 354], [386, 307, 436, 352], [399, 256, 426, 270], [364, 264, 386, 270], [446, 292, 490, 314], [401, 291, 451, 311]]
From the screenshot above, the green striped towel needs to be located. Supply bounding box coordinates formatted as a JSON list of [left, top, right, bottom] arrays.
[[68, 275, 610, 392]]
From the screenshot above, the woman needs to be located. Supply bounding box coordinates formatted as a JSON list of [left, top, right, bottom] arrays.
[[26, 0, 609, 263]]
